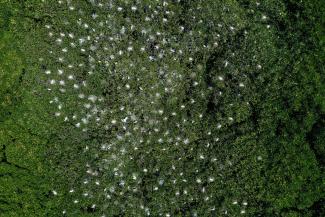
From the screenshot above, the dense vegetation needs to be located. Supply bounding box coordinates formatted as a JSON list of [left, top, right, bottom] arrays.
[[0, 0, 324, 216]]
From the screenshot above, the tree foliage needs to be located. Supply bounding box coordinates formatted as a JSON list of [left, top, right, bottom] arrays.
[[0, 0, 324, 216]]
